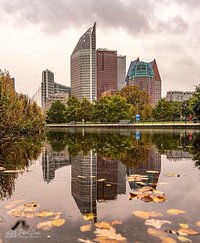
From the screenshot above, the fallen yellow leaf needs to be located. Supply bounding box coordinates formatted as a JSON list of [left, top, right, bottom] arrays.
[[161, 237, 177, 243], [132, 211, 150, 219], [146, 170, 160, 174], [94, 227, 126, 242], [80, 224, 91, 232], [179, 224, 189, 229], [110, 220, 122, 225], [177, 236, 192, 242], [78, 238, 95, 243], [51, 218, 65, 227], [83, 213, 95, 221], [167, 209, 185, 215], [95, 222, 112, 230], [36, 221, 52, 230], [133, 211, 162, 220], [145, 219, 171, 229], [196, 221, 200, 227], [178, 228, 198, 236], [4, 200, 24, 209], [164, 173, 177, 177], [35, 210, 54, 218], [152, 195, 167, 203]]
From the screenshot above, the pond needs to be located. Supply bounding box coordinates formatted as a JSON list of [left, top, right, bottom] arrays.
[[0, 128, 200, 243]]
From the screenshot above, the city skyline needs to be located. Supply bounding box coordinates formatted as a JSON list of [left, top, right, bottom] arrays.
[[0, 0, 199, 97]]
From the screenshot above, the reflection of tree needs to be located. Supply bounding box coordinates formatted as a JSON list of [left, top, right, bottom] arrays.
[[190, 133, 200, 167], [0, 135, 44, 200], [47, 131, 68, 152]]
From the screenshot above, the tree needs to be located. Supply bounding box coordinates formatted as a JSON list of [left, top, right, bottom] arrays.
[[119, 85, 150, 108], [119, 86, 152, 121], [92, 95, 133, 123], [65, 97, 80, 123], [190, 85, 200, 119], [46, 100, 67, 124], [153, 99, 180, 121], [76, 98, 93, 122], [0, 70, 44, 136]]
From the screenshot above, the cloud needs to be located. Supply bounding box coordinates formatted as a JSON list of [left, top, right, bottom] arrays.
[[1, 0, 152, 34]]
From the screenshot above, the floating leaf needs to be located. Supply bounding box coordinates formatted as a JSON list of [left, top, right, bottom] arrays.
[[36, 221, 52, 230], [83, 213, 95, 221], [80, 224, 91, 232], [196, 221, 200, 227], [147, 227, 168, 240], [5, 200, 24, 209], [167, 209, 185, 215], [177, 236, 192, 242], [133, 211, 162, 220], [179, 224, 189, 229], [164, 173, 177, 177], [51, 218, 65, 227], [110, 220, 122, 225], [145, 219, 171, 229], [177, 228, 198, 236], [3, 169, 25, 173], [35, 210, 54, 218], [0, 167, 6, 171], [95, 222, 112, 230], [152, 195, 167, 203], [161, 238, 177, 243], [51, 211, 62, 220], [97, 179, 106, 182], [94, 227, 126, 242], [106, 184, 112, 187], [146, 171, 159, 174]]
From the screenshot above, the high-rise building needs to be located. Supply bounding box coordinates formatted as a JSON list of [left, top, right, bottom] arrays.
[[40, 69, 71, 110], [96, 49, 117, 99], [41, 69, 54, 109], [117, 55, 126, 90], [71, 23, 96, 102], [126, 58, 162, 106]]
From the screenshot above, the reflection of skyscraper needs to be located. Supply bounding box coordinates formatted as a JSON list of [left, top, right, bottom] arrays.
[[97, 157, 126, 201], [71, 151, 97, 221], [127, 145, 161, 190], [71, 23, 96, 101], [42, 145, 70, 183]]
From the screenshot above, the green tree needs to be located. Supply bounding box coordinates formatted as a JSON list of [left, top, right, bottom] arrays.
[[92, 95, 133, 122], [76, 98, 93, 122], [65, 97, 80, 123], [46, 100, 67, 124], [153, 99, 180, 121], [190, 85, 200, 119]]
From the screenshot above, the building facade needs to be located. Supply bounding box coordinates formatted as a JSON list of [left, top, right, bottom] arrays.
[[45, 92, 69, 111], [126, 58, 162, 106], [96, 49, 118, 99], [117, 55, 126, 90], [41, 69, 54, 109], [71, 23, 96, 102], [40, 69, 71, 110], [166, 91, 193, 102]]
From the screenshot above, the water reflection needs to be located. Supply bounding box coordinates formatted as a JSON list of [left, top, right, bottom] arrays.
[[0, 136, 44, 200]]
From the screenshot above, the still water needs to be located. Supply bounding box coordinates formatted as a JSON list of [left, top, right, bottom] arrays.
[[0, 129, 200, 243]]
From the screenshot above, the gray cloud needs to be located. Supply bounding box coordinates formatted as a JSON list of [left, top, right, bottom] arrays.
[[1, 0, 151, 34], [1, 0, 190, 35]]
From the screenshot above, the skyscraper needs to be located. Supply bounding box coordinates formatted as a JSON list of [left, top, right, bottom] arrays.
[[41, 69, 54, 109], [96, 49, 117, 99], [117, 55, 126, 90], [126, 58, 162, 106], [71, 23, 96, 102], [40, 69, 71, 110]]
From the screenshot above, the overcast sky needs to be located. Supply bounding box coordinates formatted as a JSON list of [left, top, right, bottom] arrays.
[[0, 0, 199, 97]]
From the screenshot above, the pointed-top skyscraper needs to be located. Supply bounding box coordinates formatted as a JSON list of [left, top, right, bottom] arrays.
[[71, 23, 96, 102]]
